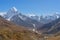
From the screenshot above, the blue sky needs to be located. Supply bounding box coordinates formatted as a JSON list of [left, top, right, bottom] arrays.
[[0, 0, 60, 16]]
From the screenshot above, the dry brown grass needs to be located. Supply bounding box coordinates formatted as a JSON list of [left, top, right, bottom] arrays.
[[46, 36, 60, 40]]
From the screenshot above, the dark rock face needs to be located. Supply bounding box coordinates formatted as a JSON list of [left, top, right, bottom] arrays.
[[38, 18, 60, 34]]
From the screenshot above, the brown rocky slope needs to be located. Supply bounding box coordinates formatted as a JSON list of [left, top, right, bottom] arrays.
[[0, 16, 44, 40]]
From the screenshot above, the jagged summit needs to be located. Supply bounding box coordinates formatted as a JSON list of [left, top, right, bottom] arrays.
[[10, 6, 18, 12], [4, 7, 19, 21]]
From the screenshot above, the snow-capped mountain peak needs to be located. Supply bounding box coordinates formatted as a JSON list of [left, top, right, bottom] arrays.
[[4, 7, 19, 21], [12, 7, 17, 12], [10, 7, 18, 12]]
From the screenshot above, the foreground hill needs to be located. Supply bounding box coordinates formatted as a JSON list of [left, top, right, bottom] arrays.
[[0, 16, 44, 40]]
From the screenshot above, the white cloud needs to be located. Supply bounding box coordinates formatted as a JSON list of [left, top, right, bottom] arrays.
[[0, 12, 7, 16]]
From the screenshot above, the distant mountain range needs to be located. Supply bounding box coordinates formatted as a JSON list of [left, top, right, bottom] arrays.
[[0, 7, 60, 35], [0, 7, 44, 30], [0, 7, 60, 23], [0, 7, 60, 40]]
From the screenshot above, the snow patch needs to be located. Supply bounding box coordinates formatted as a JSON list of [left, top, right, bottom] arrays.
[[26, 14, 36, 17], [18, 15, 26, 21], [12, 7, 17, 12], [57, 16, 59, 18]]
